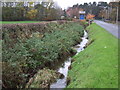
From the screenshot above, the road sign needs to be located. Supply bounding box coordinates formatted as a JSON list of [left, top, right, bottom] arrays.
[[79, 11, 86, 14], [80, 14, 85, 20]]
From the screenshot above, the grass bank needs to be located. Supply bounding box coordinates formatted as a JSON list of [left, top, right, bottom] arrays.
[[2, 21, 84, 88], [67, 23, 118, 88]]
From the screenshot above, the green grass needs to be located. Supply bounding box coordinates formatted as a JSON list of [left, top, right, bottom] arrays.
[[67, 23, 118, 88], [0, 21, 41, 24]]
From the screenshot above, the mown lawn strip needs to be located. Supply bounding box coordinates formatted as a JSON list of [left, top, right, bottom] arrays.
[[67, 23, 118, 88]]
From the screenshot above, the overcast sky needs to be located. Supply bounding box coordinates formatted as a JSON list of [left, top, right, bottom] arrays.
[[54, 0, 110, 9]]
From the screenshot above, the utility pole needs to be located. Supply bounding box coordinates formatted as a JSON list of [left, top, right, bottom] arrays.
[[116, 6, 118, 24], [106, 8, 107, 19], [108, 7, 109, 19]]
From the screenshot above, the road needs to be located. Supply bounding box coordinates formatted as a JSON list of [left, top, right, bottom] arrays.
[[94, 20, 119, 39]]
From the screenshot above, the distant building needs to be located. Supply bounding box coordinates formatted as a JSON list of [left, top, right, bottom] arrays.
[[66, 7, 73, 18], [109, 2, 119, 7], [66, 7, 84, 19]]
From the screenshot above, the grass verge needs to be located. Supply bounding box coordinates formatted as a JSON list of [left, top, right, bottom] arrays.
[[67, 23, 118, 88]]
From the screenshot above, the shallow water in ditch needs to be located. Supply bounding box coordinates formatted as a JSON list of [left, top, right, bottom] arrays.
[[50, 30, 88, 88]]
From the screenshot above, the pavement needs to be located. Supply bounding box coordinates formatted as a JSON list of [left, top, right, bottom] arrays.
[[94, 20, 120, 39]]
